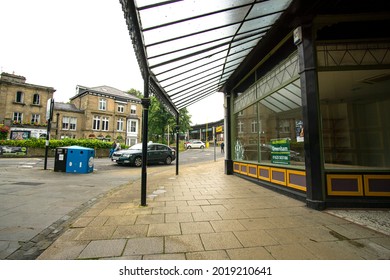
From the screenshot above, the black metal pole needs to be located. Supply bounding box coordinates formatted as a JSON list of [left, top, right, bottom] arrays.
[[44, 98, 54, 170], [141, 76, 150, 207], [44, 119, 51, 170], [213, 126, 216, 162], [225, 93, 233, 174], [176, 116, 179, 175]]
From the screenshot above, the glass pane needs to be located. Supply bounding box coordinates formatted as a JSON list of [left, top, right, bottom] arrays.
[[146, 24, 239, 58], [278, 87, 302, 106], [319, 69, 390, 169], [150, 45, 228, 72], [273, 92, 300, 109], [233, 104, 258, 161], [138, 0, 251, 28], [247, 0, 292, 20], [258, 97, 305, 166]]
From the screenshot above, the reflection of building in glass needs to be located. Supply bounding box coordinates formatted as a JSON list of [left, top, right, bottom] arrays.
[[188, 119, 224, 144]]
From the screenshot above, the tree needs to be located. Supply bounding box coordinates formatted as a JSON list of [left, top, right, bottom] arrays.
[[127, 88, 143, 98], [147, 96, 191, 144]]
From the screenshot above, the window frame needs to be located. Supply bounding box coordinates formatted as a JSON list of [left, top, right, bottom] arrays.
[[13, 112, 23, 123], [15, 91, 24, 103], [33, 93, 40, 105], [117, 118, 124, 131], [130, 104, 137, 115], [69, 117, 77, 131], [93, 116, 101, 130], [31, 114, 40, 124], [129, 120, 137, 133], [99, 98, 107, 111], [101, 116, 109, 131]]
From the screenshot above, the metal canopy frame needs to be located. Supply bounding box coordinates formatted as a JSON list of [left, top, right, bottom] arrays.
[[119, 0, 293, 113]]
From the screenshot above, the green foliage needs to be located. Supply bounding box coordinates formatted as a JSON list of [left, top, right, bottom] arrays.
[[127, 88, 143, 98], [147, 96, 192, 143], [0, 138, 117, 149], [0, 124, 10, 140]]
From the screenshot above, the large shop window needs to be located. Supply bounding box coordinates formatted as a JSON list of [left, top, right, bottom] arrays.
[[233, 80, 305, 168], [319, 69, 390, 169]]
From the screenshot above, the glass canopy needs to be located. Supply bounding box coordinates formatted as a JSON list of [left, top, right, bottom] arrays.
[[120, 0, 293, 113]]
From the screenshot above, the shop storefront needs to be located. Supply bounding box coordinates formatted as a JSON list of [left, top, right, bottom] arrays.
[[120, 0, 390, 209], [227, 19, 390, 209]]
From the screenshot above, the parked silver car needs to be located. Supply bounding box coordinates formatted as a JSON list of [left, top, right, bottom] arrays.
[[185, 140, 205, 149]]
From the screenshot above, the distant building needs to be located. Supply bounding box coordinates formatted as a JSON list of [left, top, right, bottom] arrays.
[[51, 85, 142, 145], [0, 72, 55, 139], [1, 72, 142, 145], [189, 119, 224, 144]]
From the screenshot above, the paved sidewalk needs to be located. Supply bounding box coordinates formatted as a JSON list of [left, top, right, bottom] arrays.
[[38, 159, 390, 260]]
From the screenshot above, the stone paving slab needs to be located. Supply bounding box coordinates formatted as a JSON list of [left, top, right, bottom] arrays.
[[35, 159, 390, 260]]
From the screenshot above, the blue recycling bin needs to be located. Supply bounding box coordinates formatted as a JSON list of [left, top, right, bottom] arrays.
[[65, 146, 95, 173]]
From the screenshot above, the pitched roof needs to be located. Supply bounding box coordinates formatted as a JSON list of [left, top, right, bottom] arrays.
[[54, 102, 84, 113], [71, 85, 141, 103]]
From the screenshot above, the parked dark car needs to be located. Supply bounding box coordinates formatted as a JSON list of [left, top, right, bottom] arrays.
[[112, 142, 176, 167]]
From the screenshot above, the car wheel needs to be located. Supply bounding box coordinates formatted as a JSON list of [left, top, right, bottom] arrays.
[[165, 156, 172, 165], [134, 156, 142, 167], [187, 146, 191, 149], [201, 145, 204, 149]]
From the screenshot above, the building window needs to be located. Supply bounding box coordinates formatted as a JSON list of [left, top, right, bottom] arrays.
[[117, 118, 124, 131], [69, 117, 77, 130], [15, 91, 24, 103], [129, 138, 137, 146], [13, 112, 23, 123], [130, 105, 136, 115], [102, 117, 109, 131], [251, 120, 257, 133], [33, 93, 40, 105], [117, 104, 124, 113], [62, 116, 77, 130], [93, 116, 101, 130], [31, 114, 40, 124], [62, 116, 69, 130], [130, 120, 137, 133], [99, 98, 107, 111], [237, 121, 244, 134]]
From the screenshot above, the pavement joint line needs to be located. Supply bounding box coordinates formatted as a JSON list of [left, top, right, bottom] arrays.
[[4, 181, 134, 260]]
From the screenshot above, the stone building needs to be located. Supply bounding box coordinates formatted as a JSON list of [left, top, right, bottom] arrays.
[[1, 73, 142, 145], [52, 85, 142, 145], [0, 72, 55, 139]]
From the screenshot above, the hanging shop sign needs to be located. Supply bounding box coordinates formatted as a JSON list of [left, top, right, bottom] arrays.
[[271, 138, 290, 165]]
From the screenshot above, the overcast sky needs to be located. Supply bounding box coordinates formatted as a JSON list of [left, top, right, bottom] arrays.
[[0, 0, 224, 125]]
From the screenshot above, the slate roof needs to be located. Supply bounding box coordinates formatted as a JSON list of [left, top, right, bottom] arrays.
[[54, 102, 84, 113], [71, 85, 141, 103]]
